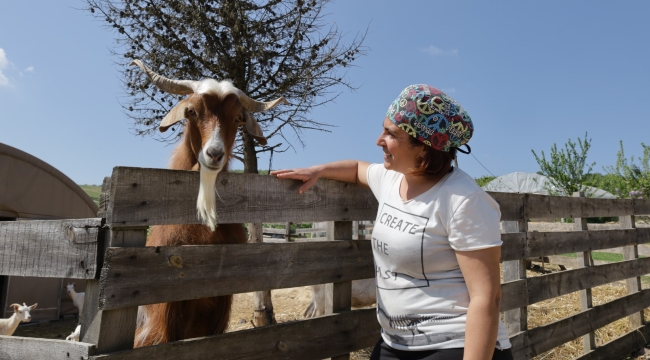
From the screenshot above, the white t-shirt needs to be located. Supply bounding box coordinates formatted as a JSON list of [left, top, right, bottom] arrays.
[[366, 163, 511, 351]]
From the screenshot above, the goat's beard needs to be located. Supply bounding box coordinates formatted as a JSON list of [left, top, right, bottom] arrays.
[[197, 166, 220, 231]]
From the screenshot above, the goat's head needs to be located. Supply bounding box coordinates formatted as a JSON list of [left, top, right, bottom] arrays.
[[66, 283, 75, 293], [10, 303, 37, 322], [130, 60, 288, 230]]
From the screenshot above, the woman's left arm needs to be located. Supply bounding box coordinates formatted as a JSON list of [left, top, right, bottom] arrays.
[[455, 246, 502, 360]]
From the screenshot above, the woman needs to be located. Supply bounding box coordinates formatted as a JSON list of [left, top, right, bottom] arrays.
[[271, 85, 513, 360]]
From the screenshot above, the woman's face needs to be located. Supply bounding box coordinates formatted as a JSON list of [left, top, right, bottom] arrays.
[[376, 117, 424, 173]]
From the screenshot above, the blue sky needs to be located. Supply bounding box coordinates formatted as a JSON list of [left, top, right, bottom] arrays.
[[1, 1, 649, 185]]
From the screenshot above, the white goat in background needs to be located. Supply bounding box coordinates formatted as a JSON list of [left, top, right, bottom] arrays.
[[0, 303, 37, 336], [66, 283, 85, 315]]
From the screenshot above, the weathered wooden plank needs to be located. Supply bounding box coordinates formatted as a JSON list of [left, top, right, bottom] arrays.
[[0, 218, 100, 279], [0, 336, 96, 359], [622, 215, 644, 329], [99, 240, 374, 310], [522, 229, 639, 260], [510, 289, 650, 359], [89, 309, 380, 360], [500, 232, 526, 262], [634, 198, 650, 216], [574, 324, 650, 360], [527, 257, 650, 307], [107, 167, 379, 227], [97, 176, 111, 219], [526, 194, 635, 220], [83, 228, 147, 354], [500, 280, 527, 312], [503, 219, 528, 335], [573, 191, 596, 354], [329, 221, 354, 360], [486, 192, 525, 221]]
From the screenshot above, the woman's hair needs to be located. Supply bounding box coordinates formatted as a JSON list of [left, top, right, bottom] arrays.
[[408, 135, 457, 177]]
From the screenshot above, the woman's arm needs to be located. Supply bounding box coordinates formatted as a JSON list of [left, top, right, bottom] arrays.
[[270, 160, 370, 194], [455, 246, 502, 360]]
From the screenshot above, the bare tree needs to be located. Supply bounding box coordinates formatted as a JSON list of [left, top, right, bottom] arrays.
[[85, 0, 367, 173]]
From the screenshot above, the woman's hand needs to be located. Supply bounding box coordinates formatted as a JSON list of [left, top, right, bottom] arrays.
[[270, 167, 322, 194], [271, 161, 370, 194]]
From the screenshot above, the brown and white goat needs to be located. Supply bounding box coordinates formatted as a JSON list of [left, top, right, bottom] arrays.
[[130, 60, 287, 347]]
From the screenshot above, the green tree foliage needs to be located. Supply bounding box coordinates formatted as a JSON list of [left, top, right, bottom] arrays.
[[604, 141, 650, 199], [85, 0, 367, 173], [531, 133, 595, 197], [474, 175, 496, 188]]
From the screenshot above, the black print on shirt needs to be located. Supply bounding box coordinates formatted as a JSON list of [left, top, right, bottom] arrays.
[[378, 304, 466, 347], [374, 203, 431, 290]]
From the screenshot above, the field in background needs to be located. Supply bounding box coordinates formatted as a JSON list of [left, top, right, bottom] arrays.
[[79, 184, 101, 206]]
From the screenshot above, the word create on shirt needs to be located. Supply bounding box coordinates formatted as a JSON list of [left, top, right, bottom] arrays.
[[379, 212, 421, 234]]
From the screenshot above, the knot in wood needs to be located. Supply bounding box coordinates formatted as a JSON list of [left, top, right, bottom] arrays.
[[276, 341, 288, 352], [169, 255, 183, 268]]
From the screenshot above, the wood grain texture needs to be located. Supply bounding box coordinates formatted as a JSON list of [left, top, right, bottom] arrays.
[[573, 191, 596, 354], [0, 218, 100, 278], [503, 220, 528, 335], [510, 289, 650, 359], [527, 257, 650, 307], [0, 336, 96, 360], [574, 324, 650, 360], [488, 192, 525, 222], [107, 167, 379, 227], [83, 228, 146, 354], [526, 194, 635, 220], [99, 240, 374, 310], [89, 309, 380, 360], [622, 215, 644, 329]]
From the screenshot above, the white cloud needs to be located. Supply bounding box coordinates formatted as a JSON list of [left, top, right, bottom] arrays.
[[421, 45, 458, 57], [0, 48, 9, 86], [442, 87, 456, 94], [24, 66, 34, 73]]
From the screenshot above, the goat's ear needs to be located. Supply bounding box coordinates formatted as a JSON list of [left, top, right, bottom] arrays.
[[29, 303, 37, 310], [10, 303, 20, 311], [160, 98, 190, 133], [244, 111, 267, 146]]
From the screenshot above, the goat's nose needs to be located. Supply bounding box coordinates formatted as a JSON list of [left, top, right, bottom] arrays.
[[205, 147, 224, 163]]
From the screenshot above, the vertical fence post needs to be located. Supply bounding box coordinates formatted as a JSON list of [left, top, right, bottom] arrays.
[[285, 222, 293, 242], [249, 222, 276, 327], [622, 214, 643, 328], [327, 221, 353, 360], [503, 217, 528, 336], [81, 177, 148, 354], [81, 227, 147, 353], [573, 191, 596, 353]]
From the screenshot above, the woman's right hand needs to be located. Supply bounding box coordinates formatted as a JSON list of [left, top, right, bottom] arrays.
[[270, 166, 322, 194]]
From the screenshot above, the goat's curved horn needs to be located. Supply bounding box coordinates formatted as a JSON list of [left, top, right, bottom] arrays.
[[130, 59, 198, 95], [238, 91, 289, 112]]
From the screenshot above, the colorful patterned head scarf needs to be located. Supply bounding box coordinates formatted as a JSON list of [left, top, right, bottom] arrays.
[[386, 84, 473, 152]]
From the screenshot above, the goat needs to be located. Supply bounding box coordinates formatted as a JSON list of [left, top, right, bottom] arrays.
[[130, 60, 287, 347], [66, 283, 85, 315], [66, 324, 81, 342], [304, 279, 376, 318], [0, 303, 37, 336]]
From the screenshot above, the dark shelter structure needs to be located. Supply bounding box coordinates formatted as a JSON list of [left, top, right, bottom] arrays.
[[0, 142, 98, 321]]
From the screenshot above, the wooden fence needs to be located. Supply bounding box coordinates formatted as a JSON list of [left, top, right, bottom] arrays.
[[1, 166, 650, 359]]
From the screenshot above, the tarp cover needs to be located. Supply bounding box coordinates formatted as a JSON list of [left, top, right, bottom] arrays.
[[0, 142, 98, 219], [482, 172, 616, 198]]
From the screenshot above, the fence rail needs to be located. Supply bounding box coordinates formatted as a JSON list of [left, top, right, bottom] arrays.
[[3, 167, 650, 360]]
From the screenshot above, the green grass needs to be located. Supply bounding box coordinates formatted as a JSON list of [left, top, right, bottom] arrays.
[[559, 251, 647, 262], [79, 184, 102, 206]]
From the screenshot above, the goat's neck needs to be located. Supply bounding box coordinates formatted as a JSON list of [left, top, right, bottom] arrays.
[[2, 314, 21, 335], [69, 290, 80, 300]]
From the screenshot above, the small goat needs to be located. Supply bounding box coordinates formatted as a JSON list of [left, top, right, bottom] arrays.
[[130, 60, 287, 347], [0, 303, 37, 336], [66, 324, 81, 342], [66, 283, 85, 315]]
